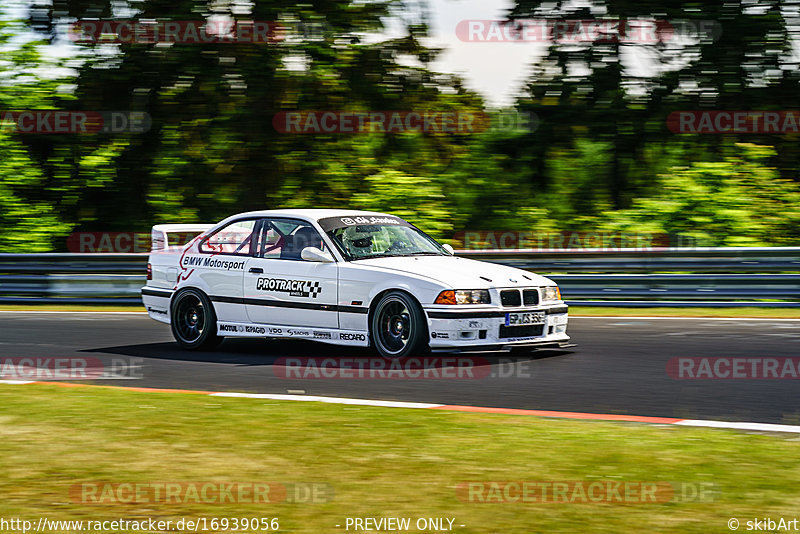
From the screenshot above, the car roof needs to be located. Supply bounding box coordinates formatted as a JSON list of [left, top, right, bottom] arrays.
[[229, 209, 394, 221]]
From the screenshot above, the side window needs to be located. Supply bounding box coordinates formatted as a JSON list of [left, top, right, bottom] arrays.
[[200, 220, 256, 255], [257, 219, 327, 261], [259, 226, 285, 259]]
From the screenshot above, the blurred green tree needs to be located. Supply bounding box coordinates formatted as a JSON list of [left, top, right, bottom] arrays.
[[34, 0, 480, 239], [510, 0, 800, 208], [602, 143, 800, 246], [5, 0, 800, 250], [0, 18, 68, 250]]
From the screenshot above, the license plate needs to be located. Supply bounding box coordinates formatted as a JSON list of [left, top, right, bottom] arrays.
[[505, 312, 545, 326]]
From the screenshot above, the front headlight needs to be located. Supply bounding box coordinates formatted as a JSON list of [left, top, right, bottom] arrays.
[[435, 290, 491, 305], [542, 286, 561, 301]]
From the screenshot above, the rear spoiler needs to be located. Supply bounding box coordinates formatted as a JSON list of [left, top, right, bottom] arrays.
[[151, 224, 215, 251]]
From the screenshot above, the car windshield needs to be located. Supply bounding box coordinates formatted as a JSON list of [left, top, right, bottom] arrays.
[[319, 216, 446, 261]]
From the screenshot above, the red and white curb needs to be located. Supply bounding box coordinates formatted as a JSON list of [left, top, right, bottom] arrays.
[[2, 380, 800, 433]]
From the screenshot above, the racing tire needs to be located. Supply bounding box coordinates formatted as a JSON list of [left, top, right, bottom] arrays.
[[370, 291, 429, 360], [170, 289, 223, 350]]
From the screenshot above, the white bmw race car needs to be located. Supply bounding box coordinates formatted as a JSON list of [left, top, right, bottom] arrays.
[[141, 209, 570, 358]]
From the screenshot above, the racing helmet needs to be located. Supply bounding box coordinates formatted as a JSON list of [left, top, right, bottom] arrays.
[[342, 226, 374, 258]]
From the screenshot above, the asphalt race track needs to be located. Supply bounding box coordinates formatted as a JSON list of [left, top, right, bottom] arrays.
[[2, 312, 799, 424]]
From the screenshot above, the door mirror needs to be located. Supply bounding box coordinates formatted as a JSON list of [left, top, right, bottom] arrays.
[[301, 246, 335, 263], [442, 243, 455, 256]]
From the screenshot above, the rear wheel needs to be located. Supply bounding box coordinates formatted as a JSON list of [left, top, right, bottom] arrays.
[[370, 291, 428, 359], [170, 289, 222, 350]]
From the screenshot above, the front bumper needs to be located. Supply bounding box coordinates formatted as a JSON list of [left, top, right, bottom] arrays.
[[423, 304, 569, 349]]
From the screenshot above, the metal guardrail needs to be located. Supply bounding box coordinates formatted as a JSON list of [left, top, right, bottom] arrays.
[[0, 250, 799, 307], [459, 247, 800, 273], [0, 254, 147, 304]]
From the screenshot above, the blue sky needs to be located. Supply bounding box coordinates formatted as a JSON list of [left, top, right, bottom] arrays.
[[427, 0, 545, 106]]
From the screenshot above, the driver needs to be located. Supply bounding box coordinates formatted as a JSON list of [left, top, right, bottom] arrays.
[[342, 226, 375, 258]]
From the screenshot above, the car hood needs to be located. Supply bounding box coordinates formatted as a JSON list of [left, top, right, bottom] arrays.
[[351, 255, 553, 288]]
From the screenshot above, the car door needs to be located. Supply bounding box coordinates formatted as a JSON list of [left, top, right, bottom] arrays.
[[243, 218, 339, 328], [183, 218, 257, 323]]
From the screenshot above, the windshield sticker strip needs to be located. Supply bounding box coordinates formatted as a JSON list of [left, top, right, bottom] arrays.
[[317, 215, 411, 232]]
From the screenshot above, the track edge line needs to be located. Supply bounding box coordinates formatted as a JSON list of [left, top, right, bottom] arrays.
[[3, 381, 800, 433]]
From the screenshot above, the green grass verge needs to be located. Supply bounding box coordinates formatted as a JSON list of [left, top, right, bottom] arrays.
[[0, 304, 145, 312], [1, 383, 799, 533], [569, 306, 800, 318]]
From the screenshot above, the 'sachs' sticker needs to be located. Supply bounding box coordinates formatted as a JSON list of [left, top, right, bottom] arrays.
[[256, 278, 322, 298]]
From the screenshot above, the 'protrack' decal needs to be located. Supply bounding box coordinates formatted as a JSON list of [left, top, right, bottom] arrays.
[[256, 278, 322, 298]]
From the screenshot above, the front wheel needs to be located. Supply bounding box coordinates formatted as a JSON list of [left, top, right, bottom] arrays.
[[370, 291, 428, 359], [170, 289, 222, 350]]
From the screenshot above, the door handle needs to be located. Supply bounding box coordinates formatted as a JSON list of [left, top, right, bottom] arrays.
[[249, 267, 264, 274]]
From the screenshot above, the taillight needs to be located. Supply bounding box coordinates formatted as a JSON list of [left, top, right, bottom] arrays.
[[146, 263, 152, 280]]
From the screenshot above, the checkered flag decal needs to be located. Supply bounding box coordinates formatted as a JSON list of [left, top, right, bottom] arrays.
[[309, 281, 322, 298]]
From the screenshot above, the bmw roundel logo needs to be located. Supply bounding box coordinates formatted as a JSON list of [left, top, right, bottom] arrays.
[[341, 217, 356, 225], [431, 332, 437, 338]]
